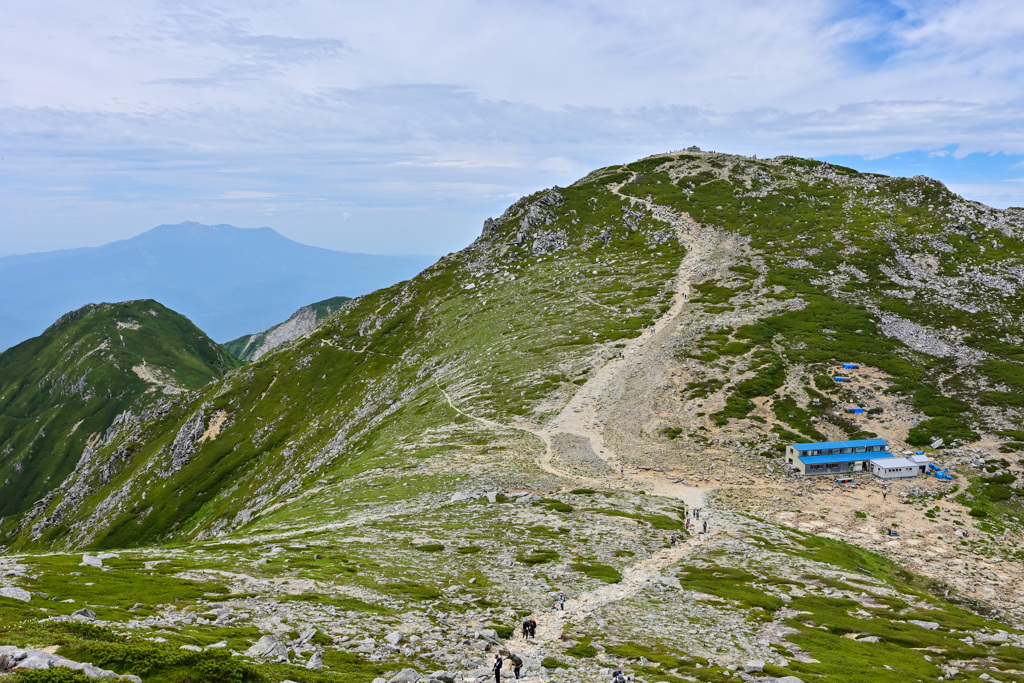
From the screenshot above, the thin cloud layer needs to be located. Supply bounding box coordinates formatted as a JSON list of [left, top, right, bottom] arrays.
[[1, 0, 1023, 255]]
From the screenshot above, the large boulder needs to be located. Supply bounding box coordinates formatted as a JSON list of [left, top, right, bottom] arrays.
[[71, 608, 97, 621], [306, 652, 323, 670], [0, 587, 31, 602], [387, 668, 420, 683], [246, 635, 289, 659], [80, 555, 103, 568]]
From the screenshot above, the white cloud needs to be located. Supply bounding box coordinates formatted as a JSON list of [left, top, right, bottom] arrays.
[[0, 0, 1023, 253]]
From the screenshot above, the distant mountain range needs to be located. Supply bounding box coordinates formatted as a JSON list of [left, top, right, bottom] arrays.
[[0, 222, 437, 351]]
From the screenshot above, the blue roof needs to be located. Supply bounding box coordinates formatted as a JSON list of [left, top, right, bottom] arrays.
[[791, 438, 888, 452], [799, 452, 895, 465]]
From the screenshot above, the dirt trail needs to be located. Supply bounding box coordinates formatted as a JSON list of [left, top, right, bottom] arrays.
[[515, 531, 720, 658]]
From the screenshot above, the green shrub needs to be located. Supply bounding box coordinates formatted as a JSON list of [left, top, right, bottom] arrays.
[[541, 657, 569, 669], [572, 562, 622, 583], [490, 624, 514, 639], [457, 545, 482, 554], [415, 543, 445, 552], [566, 639, 599, 658], [543, 499, 574, 513], [517, 550, 560, 565]]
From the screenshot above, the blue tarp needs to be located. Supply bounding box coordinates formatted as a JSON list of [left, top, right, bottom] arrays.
[[791, 438, 888, 452], [843, 363, 860, 369], [834, 376, 849, 382], [799, 452, 895, 465]]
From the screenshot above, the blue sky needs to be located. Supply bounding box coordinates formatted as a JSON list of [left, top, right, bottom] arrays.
[[1, 0, 1023, 256]]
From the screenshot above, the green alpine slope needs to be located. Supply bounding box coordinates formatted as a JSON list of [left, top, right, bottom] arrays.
[[6, 149, 1024, 550], [0, 300, 239, 522]]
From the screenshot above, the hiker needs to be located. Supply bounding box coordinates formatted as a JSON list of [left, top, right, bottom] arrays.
[[559, 593, 565, 610], [685, 517, 691, 532], [695, 508, 700, 520], [493, 654, 503, 683], [522, 618, 531, 640], [883, 490, 887, 501], [529, 618, 537, 638], [612, 668, 627, 683], [669, 534, 676, 547], [703, 520, 707, 534], [509, 652, 523, 679]]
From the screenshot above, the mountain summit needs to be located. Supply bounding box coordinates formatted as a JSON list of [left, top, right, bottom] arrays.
[[2, 151, 1024, 681], [0, 222, 436, 351]]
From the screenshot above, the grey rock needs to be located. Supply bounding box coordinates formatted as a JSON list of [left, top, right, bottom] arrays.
[[298, 628, 317, 645], [776, 678, 805, 683], [931, 438, 944, 449], [71, 608, 97, 621], [486, 491, 499, 503], [306, 651, 323, 670], [855, 636, 880, 643], [909, 620, 940, 630], [15, 656, 51, 670], [385, 631, 404, 645], [0, 587, 31, 602], [246, 635, 289, 659], [744, 660, 764, 673], [80, 554, 103, 568], [657, 576, 682, 590], [450, 492, 474, 503], [388, 668, 420, 683], [180, 645, 203, 652]]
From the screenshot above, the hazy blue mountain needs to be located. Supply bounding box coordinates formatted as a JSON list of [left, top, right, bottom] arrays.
[[0, 222, 437, 350]]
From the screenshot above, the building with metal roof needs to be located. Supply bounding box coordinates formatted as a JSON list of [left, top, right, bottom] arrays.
[[786, 438, 892, 476]]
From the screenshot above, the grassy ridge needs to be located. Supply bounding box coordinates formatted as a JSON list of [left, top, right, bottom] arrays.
[[0, 300, 238, 521]]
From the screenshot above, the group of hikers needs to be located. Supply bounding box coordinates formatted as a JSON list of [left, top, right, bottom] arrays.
[[493, 651, 629, 682]]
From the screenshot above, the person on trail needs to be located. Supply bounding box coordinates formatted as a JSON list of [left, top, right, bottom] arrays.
[[510, 652, 523, 679], [695, 508, 700, 520], [669, 534, 676, 547], [522, 618, 531, 640], [703, 519, 708, 534], [685, 517, 691, 532], [529, 618, 537, 638], [558, 593, 565, 610], [883, 490, 887, 501], [612, 668, 627, 683], [493, 654, 503, 683]]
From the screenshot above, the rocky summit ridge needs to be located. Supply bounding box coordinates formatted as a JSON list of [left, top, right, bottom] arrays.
[[1, 149, 1024, 682]]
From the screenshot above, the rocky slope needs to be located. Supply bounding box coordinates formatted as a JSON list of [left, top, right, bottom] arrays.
[[224, 296, 353, 362], [0, 300, 239, 524], [2, 149, 1024, 683]]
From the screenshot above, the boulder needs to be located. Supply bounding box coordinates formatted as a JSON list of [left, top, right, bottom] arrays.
[[776, 678, 805, 683], [450, 492, 474, 503], [180, 645, 203, 652], [80, 555, 103, 568], [388, 668, 420, 683], [298, 628, 317, 645], [0, 587, 31, 602], [15, 656, 50, 670], [385, 631, 404, 645], [306, 651, 323, 670], [657, 576, 682, 590], [486, 491, 499, 503], [744, 660, 764, 673], [71, 608, 97, 621], [930, 438, 944, 449], [909, 620, 940, 630], [246, 635, 289, 659]]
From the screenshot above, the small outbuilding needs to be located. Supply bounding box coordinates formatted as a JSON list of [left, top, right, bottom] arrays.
[[870, 457, 920, 480]]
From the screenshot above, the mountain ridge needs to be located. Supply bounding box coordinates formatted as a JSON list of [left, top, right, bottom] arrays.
[[3, 149, 1024, 682], [0, 222, 437, 351]]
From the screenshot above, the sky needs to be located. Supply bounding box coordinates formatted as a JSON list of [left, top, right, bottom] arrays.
[[2, 0, 1024, 256]]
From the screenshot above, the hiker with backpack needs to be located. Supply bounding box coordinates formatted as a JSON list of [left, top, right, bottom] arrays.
[[509, 652, 523, 679], [558, 593, 565, 610], [529, 618, 537, 638], [522, 618, 531, 640], [493, 654, 503, 683]]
